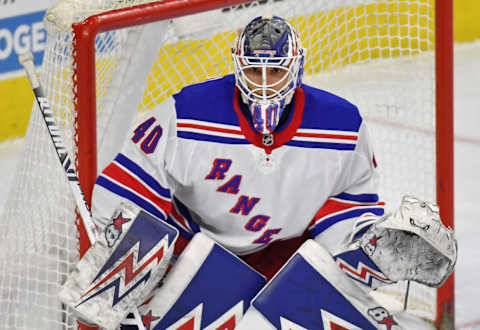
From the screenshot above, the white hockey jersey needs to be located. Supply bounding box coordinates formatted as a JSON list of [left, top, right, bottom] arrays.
[[92, 74, 384, 256]]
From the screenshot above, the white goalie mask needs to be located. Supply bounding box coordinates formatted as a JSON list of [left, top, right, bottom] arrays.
[[232, 16, 305, 135]]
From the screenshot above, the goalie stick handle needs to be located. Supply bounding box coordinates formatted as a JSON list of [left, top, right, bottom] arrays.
[[19, 52, 146, 330], [19, 52, 98, 245]]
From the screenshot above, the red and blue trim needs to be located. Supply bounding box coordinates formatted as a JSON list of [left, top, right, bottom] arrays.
[[177, 119, 249, 145], [167, 197, 201, 238], [286, 128, 358, 150], [334, 249, 393, 288], [309, 193, 384, 238], [96, 153, 172, 220], [332, 192, 379, 203]]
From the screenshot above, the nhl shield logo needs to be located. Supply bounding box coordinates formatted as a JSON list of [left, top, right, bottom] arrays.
[[262, 134, 274, 146]]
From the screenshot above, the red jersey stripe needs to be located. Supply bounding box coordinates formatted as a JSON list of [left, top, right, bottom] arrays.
[[177, 122, 242, 135], [103, 163, 172, 215], [295, 132, 358, 140], [310, 199, 384, 227]]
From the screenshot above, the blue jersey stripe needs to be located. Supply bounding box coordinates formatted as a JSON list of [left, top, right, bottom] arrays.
[[165, 216, 195, 239], [310, 207, 384, 238], [173, 197, 201, 233], [334, 193, 379, 203], [178, 131, 249, 145], [286, 140, 356, 150], [96, 176, 167, 220], [114, 153, 171, 199]]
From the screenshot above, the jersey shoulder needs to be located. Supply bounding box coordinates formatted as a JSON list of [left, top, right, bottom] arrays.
[[300, 84, 363, 133], [173, 74, 238, 126]]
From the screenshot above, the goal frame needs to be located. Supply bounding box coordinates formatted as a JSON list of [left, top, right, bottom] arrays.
[[434, 0, 454, 328], [71, 0, 454, 328]]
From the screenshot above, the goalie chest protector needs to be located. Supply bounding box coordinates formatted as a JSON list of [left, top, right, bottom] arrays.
[[94, 74, 379, 257]]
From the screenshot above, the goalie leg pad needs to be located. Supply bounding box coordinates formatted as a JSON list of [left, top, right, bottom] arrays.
[[237, 240, 404, 330], [59, 202, 178, 330], [138, 233, 266, 330]]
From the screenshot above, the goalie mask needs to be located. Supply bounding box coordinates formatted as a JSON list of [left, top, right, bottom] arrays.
[[233, 16, 305, 135]]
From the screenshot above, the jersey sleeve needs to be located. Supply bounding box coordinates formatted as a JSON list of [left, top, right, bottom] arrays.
[[91, 98, 178, 231], [309, 121, 385, 252]]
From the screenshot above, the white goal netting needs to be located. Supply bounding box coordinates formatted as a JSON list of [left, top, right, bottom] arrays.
[[0, 0, 440, 328]]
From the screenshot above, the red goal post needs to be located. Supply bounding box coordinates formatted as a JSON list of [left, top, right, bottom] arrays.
[[435, 0, 454, 328]]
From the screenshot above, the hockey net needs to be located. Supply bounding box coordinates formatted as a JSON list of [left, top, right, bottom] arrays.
[[0, 0, 453, 329]]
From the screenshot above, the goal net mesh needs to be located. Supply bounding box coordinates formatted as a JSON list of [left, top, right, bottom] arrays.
[[0, 0, 438, 328]]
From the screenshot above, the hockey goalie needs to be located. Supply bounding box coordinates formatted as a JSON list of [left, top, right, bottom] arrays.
[[59, 16, 457, 329]]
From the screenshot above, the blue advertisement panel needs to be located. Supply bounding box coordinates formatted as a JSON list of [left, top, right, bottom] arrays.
[[0, 10, 46, 74]]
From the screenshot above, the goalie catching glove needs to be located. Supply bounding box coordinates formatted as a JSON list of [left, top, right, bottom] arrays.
[[357, 196, 457, 287]]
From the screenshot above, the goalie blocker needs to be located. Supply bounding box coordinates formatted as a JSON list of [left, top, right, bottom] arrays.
[[59, 203, 179, 329]]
